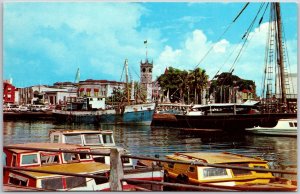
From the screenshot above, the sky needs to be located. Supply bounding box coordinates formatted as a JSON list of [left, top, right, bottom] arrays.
[[3, 2, 298, 96]]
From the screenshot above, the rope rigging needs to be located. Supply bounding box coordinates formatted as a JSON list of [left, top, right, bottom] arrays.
[[194, 2, 250, 70]]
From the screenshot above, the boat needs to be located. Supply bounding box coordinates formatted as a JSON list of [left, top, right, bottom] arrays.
[[3, 143, 135, 191], [245, 118, 297, 137], [162, 152, 297, 191], [49, 129, 164, 190], [53, 101, 156, 125], [52, 60, 156, 126], [174, 102, 296, 131], [49, 129, 134, 169], [164, 3, 298, 131]]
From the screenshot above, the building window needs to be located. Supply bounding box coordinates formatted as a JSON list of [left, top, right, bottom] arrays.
[[86, 88, 91, 97], [79, 88, 84, 97], [94, 88, 99, 97]]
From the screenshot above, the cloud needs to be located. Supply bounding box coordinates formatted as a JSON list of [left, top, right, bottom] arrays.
[[4, 2, 159, 85], [154, 22, 297, 95]]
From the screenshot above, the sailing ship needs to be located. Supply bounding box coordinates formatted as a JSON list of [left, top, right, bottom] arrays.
[[173, 3, 297, 131], [53, 59, 156, 125]]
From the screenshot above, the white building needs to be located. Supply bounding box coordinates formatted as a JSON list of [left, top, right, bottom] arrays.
[[18, 85, 77, 105]]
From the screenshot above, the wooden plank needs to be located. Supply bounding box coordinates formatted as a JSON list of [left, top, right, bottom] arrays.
[[109, 148, 124, 191]]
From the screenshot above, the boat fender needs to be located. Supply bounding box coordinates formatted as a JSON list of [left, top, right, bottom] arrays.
[[176, 173, 189, 184]]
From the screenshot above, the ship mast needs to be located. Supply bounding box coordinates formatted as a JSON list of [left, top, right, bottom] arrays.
[[274, 2, 287, 106], [125, 59, 130, 104]]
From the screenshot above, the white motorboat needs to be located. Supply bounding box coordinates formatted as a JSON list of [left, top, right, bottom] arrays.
[[245, 119, 297, 137]]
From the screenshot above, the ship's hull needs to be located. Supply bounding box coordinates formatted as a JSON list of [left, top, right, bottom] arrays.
[[174, 113, 297, 131], [53, 103, 155, 126]]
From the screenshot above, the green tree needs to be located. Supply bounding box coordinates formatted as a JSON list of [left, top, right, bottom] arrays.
[[157, 67, 209, 104], [188, 68, 209, 104]]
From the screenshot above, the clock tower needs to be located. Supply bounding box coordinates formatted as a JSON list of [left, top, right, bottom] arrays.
[[140, 59, 153, 102]]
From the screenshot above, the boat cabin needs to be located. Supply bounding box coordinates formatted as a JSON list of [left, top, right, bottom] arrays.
[[49, 130, 133, 168], [3, 143, 113, 191], [189, 103, 260, 116], [49, 130, 115, 147]]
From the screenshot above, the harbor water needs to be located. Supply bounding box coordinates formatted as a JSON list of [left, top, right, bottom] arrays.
[[3, 120, 297, 180]]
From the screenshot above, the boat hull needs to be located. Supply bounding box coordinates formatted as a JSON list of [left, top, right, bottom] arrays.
[[53, 103, 155, 126], [174, 113, 297, 131]]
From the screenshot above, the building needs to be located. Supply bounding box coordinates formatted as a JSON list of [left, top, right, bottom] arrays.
[[18, 85, 77, 105], [140, 59, 153, 102], [78, 79, 125, 98], [3, 80, 16, 104]]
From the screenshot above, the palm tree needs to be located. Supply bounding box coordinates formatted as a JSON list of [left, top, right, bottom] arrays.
[[189, 68, 209, 104]]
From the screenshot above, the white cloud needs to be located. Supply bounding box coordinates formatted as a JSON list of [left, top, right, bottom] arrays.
[[154, 22, 297, 95], [4, 2, 159, 84]]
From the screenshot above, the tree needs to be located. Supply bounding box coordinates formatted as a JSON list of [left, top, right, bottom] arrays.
[[157, 67, 209, 104], [209, 72, 256, 103], [188, 68, 209, 104]]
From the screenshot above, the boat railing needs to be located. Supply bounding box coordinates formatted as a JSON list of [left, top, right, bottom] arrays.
[[3, 145, 297, 191]]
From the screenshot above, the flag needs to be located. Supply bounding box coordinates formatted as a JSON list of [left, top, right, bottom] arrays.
[[75, 68, 80, 83], [144, 40, 147, 44]]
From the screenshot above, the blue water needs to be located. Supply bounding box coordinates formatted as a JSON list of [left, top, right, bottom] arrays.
[[3, 120, 297, 179]]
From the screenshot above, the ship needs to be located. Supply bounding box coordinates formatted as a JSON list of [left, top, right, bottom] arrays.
[[170, 3, 297, 131], [53, 59, 156, 126]]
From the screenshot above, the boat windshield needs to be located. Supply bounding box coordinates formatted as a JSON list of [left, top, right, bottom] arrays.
[[41, 153, 60, 165], [231, 163, 252, 176], [65, 135, 82, 144], [102, 134, 114, 144], [84, 134, 102, 145], [200, 167, 231, 180], [203, 167, 228, 177], [21, 153, 39, 165]]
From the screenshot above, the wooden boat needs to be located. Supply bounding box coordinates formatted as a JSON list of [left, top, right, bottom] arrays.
[[49, 129, 134, 169], [245, 118, 297, 137], [49, 129, 164, 190], [3, 143, 135, 191], [162, 152, 297, 191]]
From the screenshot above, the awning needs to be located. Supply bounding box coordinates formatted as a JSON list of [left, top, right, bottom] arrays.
[[79, 88, 84, 92], [94, 88, 99, 92], [86, 88, 91, 92]]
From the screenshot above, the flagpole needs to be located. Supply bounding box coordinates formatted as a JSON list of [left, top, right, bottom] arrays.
[[144, 40, 148, 60]]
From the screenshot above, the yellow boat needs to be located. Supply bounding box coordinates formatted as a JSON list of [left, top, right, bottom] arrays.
[[163, 152, 297, 191]]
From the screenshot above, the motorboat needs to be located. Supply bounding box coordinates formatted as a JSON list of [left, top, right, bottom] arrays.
[[48, 129, 132, 167], [49, 129, 164, 190], [3, 143, 135, 191], [162, 152, 297, 191], [245, 118, 297, 137]]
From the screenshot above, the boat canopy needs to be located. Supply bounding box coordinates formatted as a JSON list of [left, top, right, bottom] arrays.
[[192, 101, 259, 110]]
